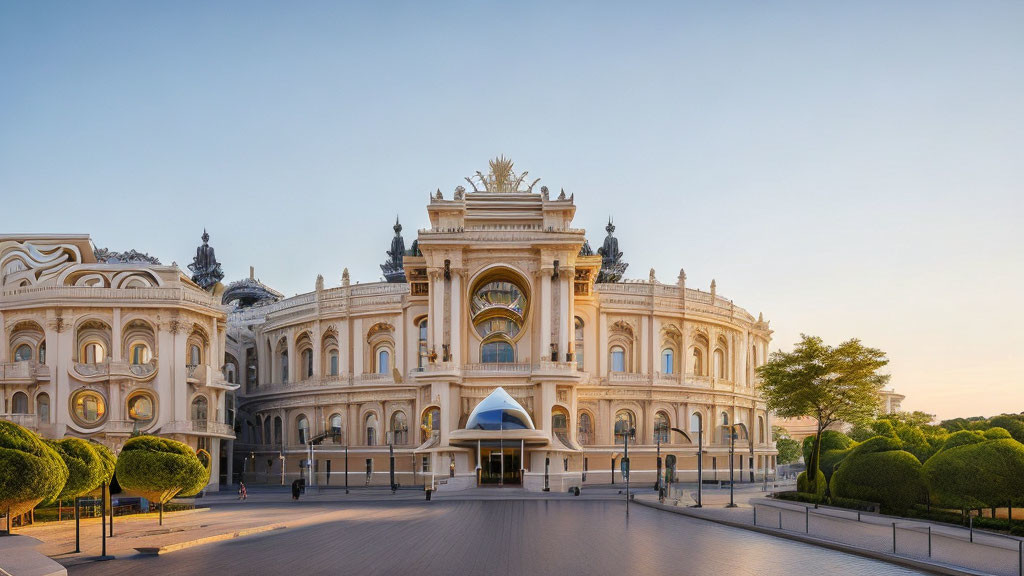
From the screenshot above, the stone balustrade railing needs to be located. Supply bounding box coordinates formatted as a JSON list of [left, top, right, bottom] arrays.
[[161, 420, 234, 436], [1, 285, 219, 308], [1, 413, 38, 429], [0, 361, 34, 381]]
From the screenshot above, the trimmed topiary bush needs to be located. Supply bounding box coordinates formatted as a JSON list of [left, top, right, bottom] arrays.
[[939, 430, 986, 451], [801, 430, 855, 464], [923, 436, 1024, 510], [0, 421, 68, 518], [797, 469, 826, 498], [829, 436, 925, 514], [46, 438, 105, 503], [115, 435, 207, 523], [177, 448, 212, 498]]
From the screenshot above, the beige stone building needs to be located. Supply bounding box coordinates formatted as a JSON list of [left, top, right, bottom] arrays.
[[0, 233, 234, 490], [227, 158, 777, 491]]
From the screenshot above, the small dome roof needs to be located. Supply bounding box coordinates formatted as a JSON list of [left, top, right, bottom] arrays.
[[465, 387, 534, 431]]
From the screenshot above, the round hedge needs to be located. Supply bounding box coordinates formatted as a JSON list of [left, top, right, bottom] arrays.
[[115, 436, 207, 504], [177, 448, 212, 498], [923, 437, 1024, 509], [940, 430, 986, 451], [801, 430, 856, 464], [47, 438, 105, 502], [0, 420, 68, 516], [830, 438, 925, 513], [797, 469, 826, 498]]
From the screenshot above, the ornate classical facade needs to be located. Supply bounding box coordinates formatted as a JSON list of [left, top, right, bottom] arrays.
[[227, 158, 777, 491], [0, 234, 234, 490]]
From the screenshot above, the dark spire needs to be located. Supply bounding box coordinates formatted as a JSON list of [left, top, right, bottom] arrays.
[[596, 216, 627, 283], [381, 216, 407, 283], [188, 230, 224, 290]]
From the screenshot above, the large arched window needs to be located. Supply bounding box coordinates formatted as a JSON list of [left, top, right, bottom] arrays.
[[329, 351, 339, 376], [417, 318, 428, 368], [661, 348, 674, 374], [574, 317, 585, 371], [82, 342, 105, 364], [365, 413, 378, 446], [481, 340, 514, 363], [614, 410, 636, 444], [36, 393, 50, 423], [390, 411, 408, 445], [758, 416, 766, 444], [280, 349, 289, 382], [130, 342, 151, 365], [610, 346, 625, 373], [421, 407, 440, 443], [191, 396, 208, 421], [301, 349, 313, 379], [329, 413, 343, 438], [71, 390, 106, 427], [714, 348, 726, 379], [720, 411, 730, 443], [189, 344, 202, 366], [654, 411, 670, 444], [14, 344, 32, 363], [577, 412, 594, 445], [297, 415, 309, 444], [11, 391, 28, 414], [376, 348, 390, 374], [552, 408, 569, 444], [274, 416, 282, 445], [692, 348, 704, 376], [263, 417, 272, 445], [690, 411, 702, 434]]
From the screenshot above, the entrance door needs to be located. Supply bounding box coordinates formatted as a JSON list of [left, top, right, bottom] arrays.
[[478, 447, 521, 485]]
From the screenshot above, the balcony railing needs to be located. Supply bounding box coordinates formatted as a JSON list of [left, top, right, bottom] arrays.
[[105, 420, 136, 434], [462, 362, 531, 375], [0, 413, 38, 429], [0, 362, 35, 382], [161, 420, 235, 436]]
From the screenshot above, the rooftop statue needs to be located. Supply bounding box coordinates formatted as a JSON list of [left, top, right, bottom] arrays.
[[380, 217, 407, 283], [465, 156, 540, 194], [93, 247, 161, 265], [596, 218, 628, 283], [188, 230, 224, 291]]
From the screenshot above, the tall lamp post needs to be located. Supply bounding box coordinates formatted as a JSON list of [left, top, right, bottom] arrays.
[[719, 422, 748, 508], [616, 426, 636, 515], [666, 427, 691, 501]]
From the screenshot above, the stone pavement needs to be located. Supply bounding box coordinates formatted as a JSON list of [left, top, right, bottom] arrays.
[[637, 486, 1024, 576]]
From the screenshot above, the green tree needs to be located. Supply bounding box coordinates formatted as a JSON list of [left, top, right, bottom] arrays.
[[114, 435, 207, 524], [0, 421, 68, 519], [776, 438, 801, 465], [757, 334, 889, 497], [46, 438, 106, 504]]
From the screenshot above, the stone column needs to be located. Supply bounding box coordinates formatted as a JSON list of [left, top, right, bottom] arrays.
[[449, 270, 462, 366], [172, 322, 188, 424], [598, 312, 608, 378], [351, 318, 363, 375], [557, 274, 569, 362], [540, 271, 552, 361], [312, 321, 322, 378], [566, 267, 576, 365], [431, 271, 444, 355], [426, 271, 435, 353], [338, 318, 350, 376], [286, 329, 297, 383], [0, 311, 7, 362], [680, 319, 688, 384]]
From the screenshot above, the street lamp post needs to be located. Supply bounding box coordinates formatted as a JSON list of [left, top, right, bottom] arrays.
[[389, 443, 396, 493], [624, 427, 634, 515], [666, 427, 691, 502], [345, 445, 350, 494], [720, 423, 748, 508]]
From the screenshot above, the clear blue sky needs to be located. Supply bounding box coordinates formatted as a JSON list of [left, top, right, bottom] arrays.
[[2, 1, 1022, 421]]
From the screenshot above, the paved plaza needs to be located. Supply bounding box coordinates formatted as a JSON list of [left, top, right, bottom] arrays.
[[55, 491, 927, 576]]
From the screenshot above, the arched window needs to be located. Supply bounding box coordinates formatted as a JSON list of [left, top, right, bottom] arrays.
[[329, 351, 339, 376], [280, 350, 289, 382], [83, 342, 105, 364], [130, 343, 151, 365], [365, 413, 378, 446], [329, 413, 343, 438], [191, 396, 208, 421], [662, 348, 674, 374], [263, 417, 272, 444], [481, 340, 514, 363], [297, 415, 309, 444], [758, 416, 766, 444], [714, 349, 726, 379], [654, 411, 670, 443], [421, 407, 440, 443], [11, 392, 28, 414], [126, 392, 155, 428], [614, 410, 636, 444], [14, 344, 32, 362], [690, 412, 702, 434], [577, 412, 594, 445], [417, 319, 428, 368], [720, 411, 730, 443], [274, 416, 282, 445], [376, 348, 390, 374], [71, 390, 106, 426], [301, 349, 313, 379], [574, 317, 584, 371], [610, 346, 625, 373], [552, 408, 569, 444], [190, 344, 202, 366], [692, 348, 704, 376], [36, 393, 50, 423], [390, 411, 408, 445]]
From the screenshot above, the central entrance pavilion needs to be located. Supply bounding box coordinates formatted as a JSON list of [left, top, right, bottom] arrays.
[[449, 388, 550, 486]]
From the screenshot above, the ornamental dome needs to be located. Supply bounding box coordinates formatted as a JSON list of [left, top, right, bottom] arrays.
[[465, 387, 534, 431]]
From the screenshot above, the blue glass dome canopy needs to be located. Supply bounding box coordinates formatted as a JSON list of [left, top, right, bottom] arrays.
[[465, 387, 535, 431]]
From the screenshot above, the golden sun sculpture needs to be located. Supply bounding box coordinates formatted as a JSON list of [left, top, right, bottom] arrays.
[[466, 156, 540, 194]]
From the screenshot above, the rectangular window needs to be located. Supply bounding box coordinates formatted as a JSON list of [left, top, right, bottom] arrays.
[[330, 354, 339, 376], [422, 455, 430, 473]]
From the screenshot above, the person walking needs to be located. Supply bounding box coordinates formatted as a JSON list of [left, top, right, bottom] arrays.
[[238, 481, 247, 501]]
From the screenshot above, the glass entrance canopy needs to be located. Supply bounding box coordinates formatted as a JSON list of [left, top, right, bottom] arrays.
[[465, 387, 535, 431]]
